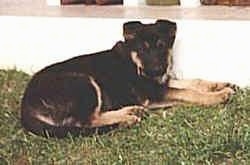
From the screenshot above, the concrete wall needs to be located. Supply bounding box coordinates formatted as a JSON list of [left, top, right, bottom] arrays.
[[0, 16, 250, 87]]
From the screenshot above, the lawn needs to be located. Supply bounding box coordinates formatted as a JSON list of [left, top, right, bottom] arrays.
[[0, 69, 249, 165]]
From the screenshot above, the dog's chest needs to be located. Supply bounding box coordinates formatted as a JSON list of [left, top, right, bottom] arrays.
[[96, 79, 143, 110], [97, 77, 164, 111]]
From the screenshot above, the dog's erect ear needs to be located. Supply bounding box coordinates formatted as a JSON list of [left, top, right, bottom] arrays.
[[123, 21, 143, 40], [156, 19, 177, 37], [112, 41, 129, 57], [156, 20, 177, 47]]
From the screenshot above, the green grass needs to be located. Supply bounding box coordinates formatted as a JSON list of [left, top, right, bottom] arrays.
[[0, 69, 249, 165]]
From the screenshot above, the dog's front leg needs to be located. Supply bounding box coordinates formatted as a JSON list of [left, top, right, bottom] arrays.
[[89, 106, 145, 128], [168, 79, 234, 93], [165, 87, 234, 106]]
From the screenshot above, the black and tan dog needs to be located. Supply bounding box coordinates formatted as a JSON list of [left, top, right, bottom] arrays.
[[21, 20, 234, 138]]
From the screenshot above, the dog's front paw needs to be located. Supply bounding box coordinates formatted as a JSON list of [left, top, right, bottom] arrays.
[[212, 82, 239, 92], [218, 87, 235, 104], [201, 87, 235, 106], [119, 106, 145, 127]]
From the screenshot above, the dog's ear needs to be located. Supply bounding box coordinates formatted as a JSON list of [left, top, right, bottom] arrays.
[[123, 21, 143, 40], [112, 41, 129, 57], [156, 19, 177, 38], [156, 20, 177, 47]]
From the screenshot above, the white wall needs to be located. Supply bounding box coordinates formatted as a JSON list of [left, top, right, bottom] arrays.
[[174, 20, 250, 87], [0, 16, 250, 87], [0, 17, 153, 73]]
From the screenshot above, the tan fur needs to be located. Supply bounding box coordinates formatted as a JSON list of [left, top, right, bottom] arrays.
[[89, 106, 144, 127], [89, 76, 102, 114], [131, 51, 143, 76], [168, 79, 231, 92], [166, 49, 175, 78], [166, 79, 234, 106]]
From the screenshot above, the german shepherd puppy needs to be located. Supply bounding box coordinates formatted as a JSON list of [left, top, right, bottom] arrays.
[[21, 20, 234, 138]]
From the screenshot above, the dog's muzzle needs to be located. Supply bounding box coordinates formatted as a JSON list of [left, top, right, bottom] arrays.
[[140, 69, 168, 84], [153, 73, 168, 84]]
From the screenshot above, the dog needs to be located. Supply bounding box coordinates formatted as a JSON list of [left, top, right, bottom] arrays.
[[21, 20, 234, 138]]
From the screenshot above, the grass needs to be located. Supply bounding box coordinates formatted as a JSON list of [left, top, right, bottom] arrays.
[[0, 69, 249, 165]]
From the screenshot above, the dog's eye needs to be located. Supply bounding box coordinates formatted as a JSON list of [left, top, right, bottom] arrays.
[[156, 40, 165, 48]]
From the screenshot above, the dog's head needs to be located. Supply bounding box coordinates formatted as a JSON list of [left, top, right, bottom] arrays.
[[123, 20, 177, 84]]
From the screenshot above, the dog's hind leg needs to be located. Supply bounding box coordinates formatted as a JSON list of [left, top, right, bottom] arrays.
[[168, 79, 235, 92], [165, 87, 234, 106], [89, 106, 145, 128]]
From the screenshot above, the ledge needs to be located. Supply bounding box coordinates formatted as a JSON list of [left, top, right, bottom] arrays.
[[1, 5, 250, 20]]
